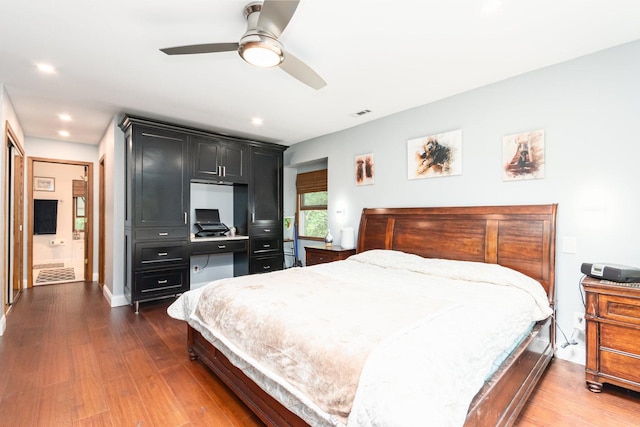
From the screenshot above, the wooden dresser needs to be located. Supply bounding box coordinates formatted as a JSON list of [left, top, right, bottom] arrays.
[[582, 276, 640, 393], [305, 245, 356, 266]]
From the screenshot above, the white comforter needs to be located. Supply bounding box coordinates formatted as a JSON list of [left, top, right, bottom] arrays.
[[168, 249, 552, 427]]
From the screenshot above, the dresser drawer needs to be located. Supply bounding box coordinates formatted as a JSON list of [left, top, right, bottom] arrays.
[[305, 246, 356, 266], [191, 239, 247, 255], [135, 227, 188, 241], [598, 294, 640, 325], [600, 323, 640, 356], [250, 236, 281, 255], [600, 349, 640, 385], [134, 268, 188, 300], [306, 250, 337, 266], [250, 255, 283, 274], [249, 224, 279, 236], [135, 242, 187, 269]]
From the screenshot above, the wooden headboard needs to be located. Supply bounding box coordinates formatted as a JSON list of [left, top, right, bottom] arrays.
[[356, 204, 557, 303]]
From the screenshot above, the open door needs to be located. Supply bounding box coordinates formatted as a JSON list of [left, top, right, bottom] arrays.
[[4, 122, 25, 310]]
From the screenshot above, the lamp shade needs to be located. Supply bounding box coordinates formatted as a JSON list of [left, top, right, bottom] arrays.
[[341, 227, 355, 249]]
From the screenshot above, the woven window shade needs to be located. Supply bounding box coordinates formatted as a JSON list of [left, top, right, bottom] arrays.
[[72, 180, 86, 197], [296, 169, 327, 194]]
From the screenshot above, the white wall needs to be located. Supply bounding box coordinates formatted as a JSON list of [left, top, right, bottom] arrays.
[[283, 40, 640, 364], [98, 117, 126, 306]]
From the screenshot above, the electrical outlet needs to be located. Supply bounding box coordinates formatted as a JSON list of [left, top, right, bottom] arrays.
[[573, 312, 586, 331], [193, 265, 200, 273]]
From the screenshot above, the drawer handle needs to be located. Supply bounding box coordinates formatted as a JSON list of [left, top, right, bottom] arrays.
[[157, 252, 168, 256], [264, 229, 271, 233], [157, 279, 168, 284], [158, 232, 169, 236], [263, 265, 271, 270], [262, 244, 271, 248], [218, 245, 226, 249]]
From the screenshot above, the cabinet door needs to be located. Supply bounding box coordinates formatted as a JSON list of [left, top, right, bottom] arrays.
[[191, 136, 222, 181], [220, 141, 248, 184], [192, 137, 248, 184], [133, 126, 189, 228], [249, 147, 282, 228]]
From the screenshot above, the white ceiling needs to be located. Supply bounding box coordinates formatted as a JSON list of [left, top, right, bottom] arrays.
[[2, 0, 640, 146]]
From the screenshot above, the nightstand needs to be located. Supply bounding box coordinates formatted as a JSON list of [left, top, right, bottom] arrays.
[[582, 276, 640, 393], [305, 245, 356, 266]]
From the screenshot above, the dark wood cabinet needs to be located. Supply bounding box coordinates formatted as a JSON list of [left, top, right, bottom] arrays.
[[132, 126, 190, 229], [121, 114, 286, 309], [244, 146, 284, 274], [305, 245, 356, 266], [582, 276, 640, 393], [248, 147, 282, 228], [191, 136, 248, 184], [121, 117, 190, 312]]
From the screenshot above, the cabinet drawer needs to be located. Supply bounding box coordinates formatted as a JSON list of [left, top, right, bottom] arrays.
[[135, 227, 188, 241], [191, 239, 247, 255], [251, 236, 281, 255], [600, 349, 640, 385], [250, 255, 283, 274], [306, 250, 338, 266], [134, 268, 188, 299], [600, 323, 640, 356], [135, 242, 187, 269], [249, 224, 279, 236], [598, 294, 640, 325]]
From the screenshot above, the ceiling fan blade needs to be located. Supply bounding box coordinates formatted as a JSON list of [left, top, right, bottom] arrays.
[[257, 0, 300, 38], [160, 42, 239, 55], [279, 51, 326, 90]]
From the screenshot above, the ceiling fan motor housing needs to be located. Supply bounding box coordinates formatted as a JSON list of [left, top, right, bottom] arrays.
[[239, 2, 284, 67]]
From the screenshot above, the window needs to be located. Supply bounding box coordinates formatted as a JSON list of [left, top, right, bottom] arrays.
[[72, 179, 86, 233], [296, 169, 327, 239]]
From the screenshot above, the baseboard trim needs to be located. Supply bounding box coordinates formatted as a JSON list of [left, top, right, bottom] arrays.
[[0, 313, 6, 336], [102, 285, 129, 307]]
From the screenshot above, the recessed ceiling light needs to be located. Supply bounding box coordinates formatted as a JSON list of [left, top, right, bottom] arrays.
[[36, 63, 57, 74], [58, 130, 70, 137], [251, 117, 264, 126], [58, 113, 72, 122]]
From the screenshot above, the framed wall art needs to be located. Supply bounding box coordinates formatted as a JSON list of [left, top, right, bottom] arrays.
[[355, 153, 374, 186], [34, 176, 55, 191], [407, 129, 462, 179], [502, 129, 545, 181]]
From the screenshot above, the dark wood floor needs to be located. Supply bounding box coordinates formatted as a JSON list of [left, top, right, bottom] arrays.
[[1, 282, 639, 426]]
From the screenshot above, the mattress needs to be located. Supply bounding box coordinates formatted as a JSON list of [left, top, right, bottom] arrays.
[[168, 249, 552, 427]]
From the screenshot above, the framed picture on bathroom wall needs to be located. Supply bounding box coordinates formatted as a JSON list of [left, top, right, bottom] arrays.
[[34, 176, 55, 191]]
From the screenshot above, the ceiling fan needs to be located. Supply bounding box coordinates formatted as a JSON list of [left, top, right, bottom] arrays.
[[160, 0, 326, 90]]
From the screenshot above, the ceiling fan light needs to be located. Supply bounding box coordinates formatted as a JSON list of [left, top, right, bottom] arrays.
[[239, 37, 284, 68]]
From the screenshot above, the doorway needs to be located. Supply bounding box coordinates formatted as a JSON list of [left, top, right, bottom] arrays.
[[27, 157, 93, 287], [4, 122, 25, 310]]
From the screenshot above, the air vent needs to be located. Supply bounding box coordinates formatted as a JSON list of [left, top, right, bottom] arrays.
[[350, 109, 372, 117]]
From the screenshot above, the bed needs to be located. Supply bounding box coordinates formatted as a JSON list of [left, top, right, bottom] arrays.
[[169, 204, 557, 426]]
